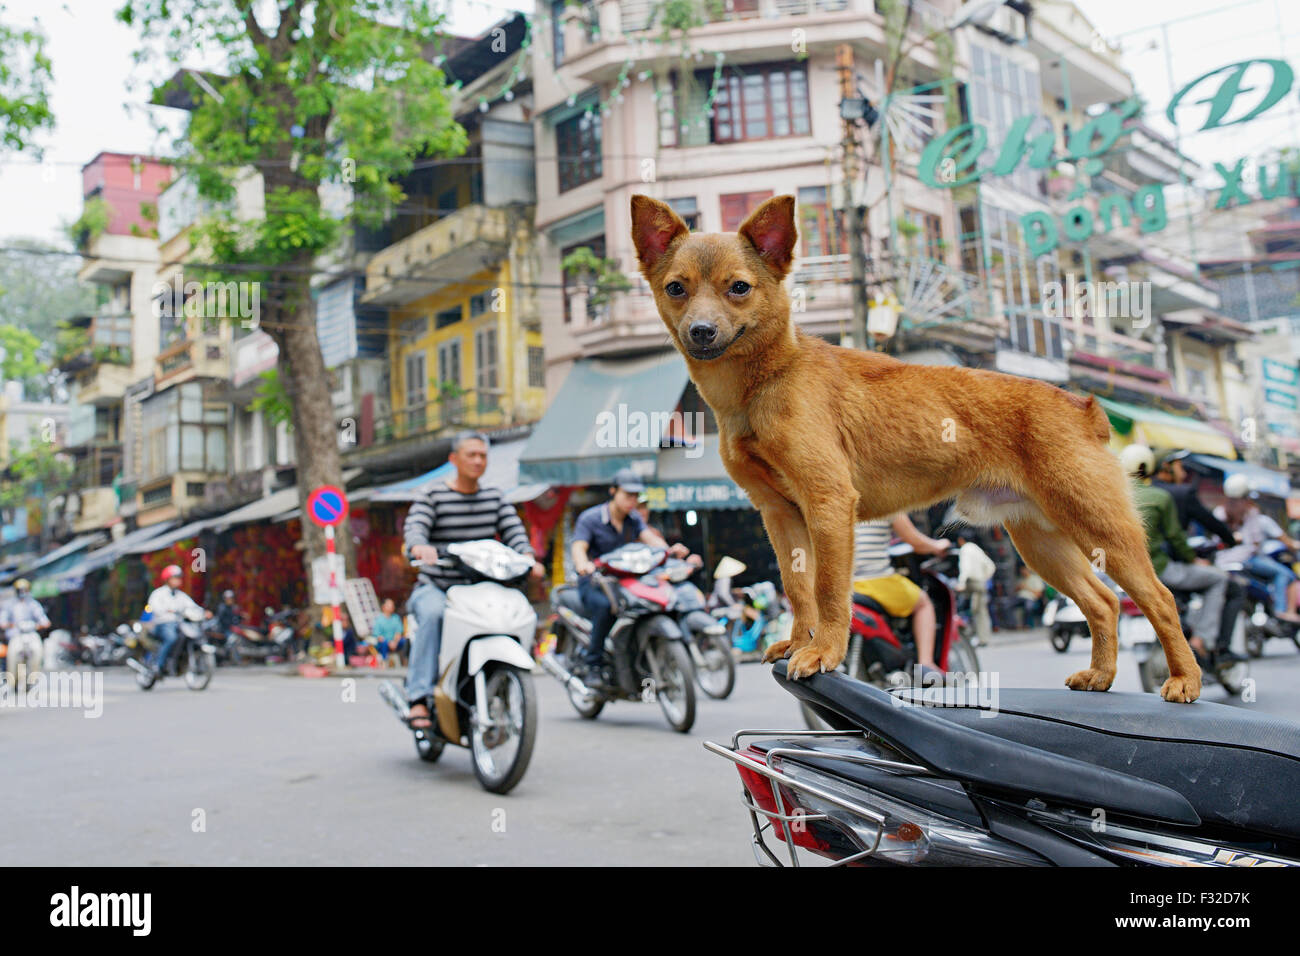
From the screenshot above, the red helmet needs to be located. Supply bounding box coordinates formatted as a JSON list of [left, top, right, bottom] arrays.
[[159, 564, 183, 584]]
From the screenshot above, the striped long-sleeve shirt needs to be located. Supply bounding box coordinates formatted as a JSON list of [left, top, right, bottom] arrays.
[[403, 480, 533, 589]]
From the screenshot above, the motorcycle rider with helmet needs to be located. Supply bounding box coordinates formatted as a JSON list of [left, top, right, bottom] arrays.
[[144, 565, 207, 678], [0, 578, 51, 676], [1215, 473, 1300, 624], [1122, 444, 1229, 663]]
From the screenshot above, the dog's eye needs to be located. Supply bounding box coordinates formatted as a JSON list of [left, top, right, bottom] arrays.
[[728, 281, 752, 296], [665, 281, 686, 298]]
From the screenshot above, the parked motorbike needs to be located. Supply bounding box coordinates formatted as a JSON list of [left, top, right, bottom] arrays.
[[126, 608, 217, 691], [223, 607, 297, 664], [664, 557, 735, 700], [709, 660, 1300, 866], [379, 539, 538, 795], [1131, 585, 1250, 697], [801, 543, 980, 730], [714, 580, 785, 656], [541, 542, 697, 733]]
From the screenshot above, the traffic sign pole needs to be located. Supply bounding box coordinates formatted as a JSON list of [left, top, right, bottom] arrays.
[[307, 485, 351, 672], [326, 524, 344, 669]]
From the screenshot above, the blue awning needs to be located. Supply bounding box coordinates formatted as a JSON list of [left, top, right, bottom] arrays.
[[519, 353, 692, 486], [368, 438, 530, 503], [1187, 454, 1292, 498]]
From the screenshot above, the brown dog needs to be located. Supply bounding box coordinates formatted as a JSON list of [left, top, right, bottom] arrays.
[[630, 193, 1202, 703]]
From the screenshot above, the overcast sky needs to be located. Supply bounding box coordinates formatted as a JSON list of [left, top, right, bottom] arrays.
[[0, 0, 1296, 246]]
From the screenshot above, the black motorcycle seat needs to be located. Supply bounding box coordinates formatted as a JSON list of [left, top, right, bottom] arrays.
[[774, 662, 1200, 827], [889, 686, 1300, 839], [552, 586, 588, 617], [852, 592, 890, 618]]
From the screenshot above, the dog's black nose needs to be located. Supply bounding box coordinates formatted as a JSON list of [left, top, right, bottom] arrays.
[[688, 321, 718, 346]]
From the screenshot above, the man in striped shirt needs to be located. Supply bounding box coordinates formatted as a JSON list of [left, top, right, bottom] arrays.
[[403, 432, 544, 729]]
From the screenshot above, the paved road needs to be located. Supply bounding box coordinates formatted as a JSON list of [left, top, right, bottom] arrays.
[[4, 636, 1298, 865]]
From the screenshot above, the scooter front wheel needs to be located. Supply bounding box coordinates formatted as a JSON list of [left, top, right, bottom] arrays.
[[185, 648, 214, 690], [1049, 627, 1072, 653], [694, 632, 736, 699], [470, 664, 538, 794], [654, 640, 696, 733], [414, 731, 445, 763]]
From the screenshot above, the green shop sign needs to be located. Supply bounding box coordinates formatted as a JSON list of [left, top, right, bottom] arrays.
[[643, 480, 750, 511], [918, 58, 1298, 257]]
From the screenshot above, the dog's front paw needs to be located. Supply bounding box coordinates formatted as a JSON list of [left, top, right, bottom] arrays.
[[1159, 674, 1201, 703], [787, 644, 844, 680], [1064, 668, 1115, 692], [761, 640, 793, 664]]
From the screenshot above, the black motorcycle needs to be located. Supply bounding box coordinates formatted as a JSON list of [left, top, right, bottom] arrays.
[[541, 543, 697, 733], [707, 661, 1300, 866], [663, 557, 736, 700]]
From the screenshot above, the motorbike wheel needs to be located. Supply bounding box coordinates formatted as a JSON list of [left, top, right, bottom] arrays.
[[1049, 627, 1072, 653], [185, 647, 215, 691], [134, 662, 158, 691], [945, 632, 982, 675], [558, 631, 604, 720], [470, 664, 538, 795], [694, 632, 736, 699], [1245, 630, 1265, 659], [1137, 647, 1168, 694], [414, 731, 445, 763], [654, 640, 696, 734]]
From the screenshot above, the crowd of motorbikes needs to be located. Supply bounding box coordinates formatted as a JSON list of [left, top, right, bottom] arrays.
[[1042, 534, 1300, 698]]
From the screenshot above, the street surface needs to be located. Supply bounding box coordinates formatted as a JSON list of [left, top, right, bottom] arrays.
[[4, 632, 1298, 865]]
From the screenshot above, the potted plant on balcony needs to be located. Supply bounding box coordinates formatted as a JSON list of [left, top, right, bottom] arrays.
[[65, 196, 111, 254], [53, 323, 91, 371], [562, 246, 632, 323]]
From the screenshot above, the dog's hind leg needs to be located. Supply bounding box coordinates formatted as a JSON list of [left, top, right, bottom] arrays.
[[1005, 520, 1121, 692], [1083, 524, 1201, 703]]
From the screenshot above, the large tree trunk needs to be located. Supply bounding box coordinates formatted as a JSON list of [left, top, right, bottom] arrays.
[[260, 252, 358, 591]]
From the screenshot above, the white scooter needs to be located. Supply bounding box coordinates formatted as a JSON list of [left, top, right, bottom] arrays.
[[380, 539, 539, 795], [6, 619, 44, 691]]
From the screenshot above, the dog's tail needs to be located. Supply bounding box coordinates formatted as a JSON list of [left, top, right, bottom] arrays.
[[1064, 392, 1112, 444]]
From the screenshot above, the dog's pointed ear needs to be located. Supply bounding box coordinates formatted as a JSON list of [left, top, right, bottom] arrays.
[[738, 195, 798, 279], [631, 195, 689, 274]]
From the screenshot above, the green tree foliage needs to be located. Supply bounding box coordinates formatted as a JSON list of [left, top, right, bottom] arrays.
[[0, 7, 53, 153], [115, 0, 470, 576], [0, 323, 47, 394], [0, 240, 97, 351], [0, 439, 72, 510]]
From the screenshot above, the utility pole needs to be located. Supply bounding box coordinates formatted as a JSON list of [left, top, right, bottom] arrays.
[[837, 43, 870, 351]]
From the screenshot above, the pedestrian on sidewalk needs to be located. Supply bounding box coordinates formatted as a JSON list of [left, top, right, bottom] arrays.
[[956, 532, 996, 646]]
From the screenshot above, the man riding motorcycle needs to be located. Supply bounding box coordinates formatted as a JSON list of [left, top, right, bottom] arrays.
[[401, 432, 545, 731], [0, 578, 51, 676], [570, 468, 690, 690], [1215, 472, 1300, 624], [1122, 444, 1229, 664], [1153, 449, 1245, 663], [144, 565, 207, 678]]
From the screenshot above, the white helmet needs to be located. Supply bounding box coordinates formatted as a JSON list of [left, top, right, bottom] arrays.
[[1224, 473, 1252, 499], [1119, 443, 1155, 479]]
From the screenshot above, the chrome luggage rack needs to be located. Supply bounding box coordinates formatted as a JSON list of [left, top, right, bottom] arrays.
[[703, 728, 932, 868]]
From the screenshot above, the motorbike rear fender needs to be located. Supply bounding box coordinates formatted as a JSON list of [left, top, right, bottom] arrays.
[[636, 613, 685, 646], [465, 635, 534, 676]]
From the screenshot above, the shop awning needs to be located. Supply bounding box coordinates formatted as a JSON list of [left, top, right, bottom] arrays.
[[647, 434, 750, 510], [19, 534, 103, 579], [1095, 396, 1237, 459], [123, 517, 221, 555], [519, 353, 691, 485], [1187, 454, 1292, 498], [54, 521, 180, 579]]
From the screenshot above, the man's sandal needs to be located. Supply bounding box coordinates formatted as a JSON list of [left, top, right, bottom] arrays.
[[406, 708, 434, 731]]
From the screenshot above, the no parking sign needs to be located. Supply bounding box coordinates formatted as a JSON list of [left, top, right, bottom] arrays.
[[306, 485, 349, 527]]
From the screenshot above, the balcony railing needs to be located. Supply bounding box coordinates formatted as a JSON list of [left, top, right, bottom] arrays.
[[363, 205, 512, 306], [619, 0, 856, 32], [72, 444, 123, 491], [374, 388, 515, 443]]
